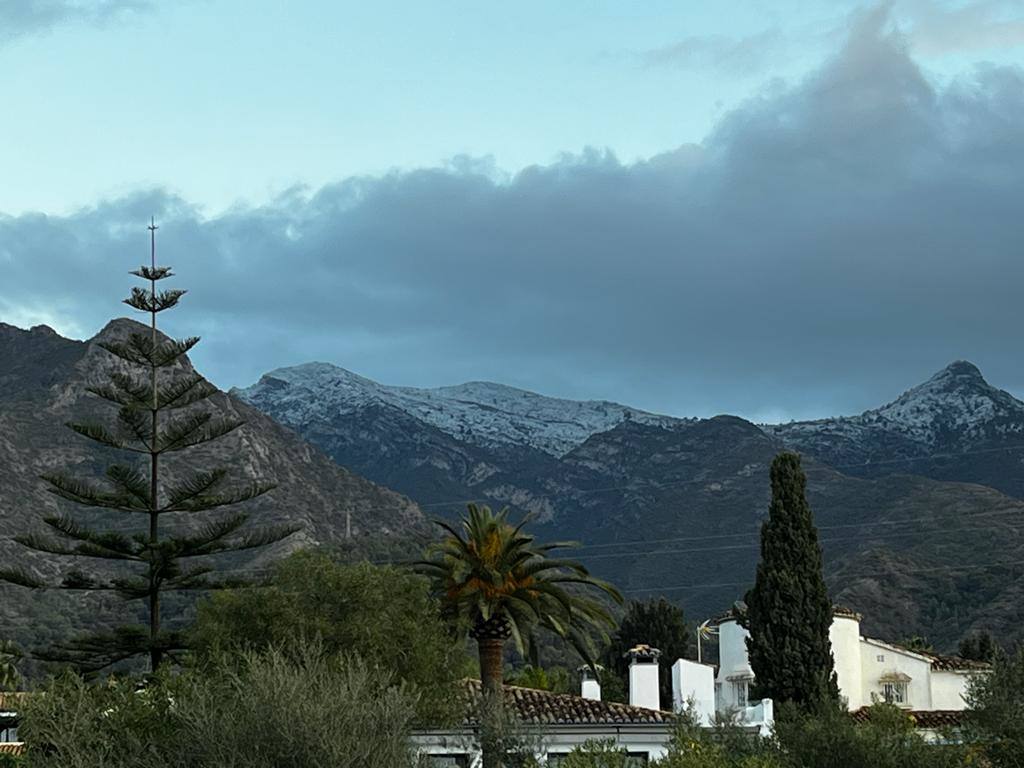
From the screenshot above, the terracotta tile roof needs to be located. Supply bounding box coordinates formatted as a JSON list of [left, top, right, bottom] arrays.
[[851, 707, 969, 730], [462, 681, 674, 726], [926, 654, 990, 672], [0, 743, 23, 755], [0, 693, 27, 711]]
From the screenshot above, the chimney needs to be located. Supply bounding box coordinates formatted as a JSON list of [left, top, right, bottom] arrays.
[[671, 659, 715, 725], [579, 665, 601, 701], [626, 644, 661, 710]]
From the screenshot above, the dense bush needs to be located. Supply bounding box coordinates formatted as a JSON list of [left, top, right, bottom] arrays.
[[556, 739, 636, 768], [191, 551, 468, 724], [773, 703, 966, 768], [965, 645, 1024, 768], [18, 645, 418, 768]]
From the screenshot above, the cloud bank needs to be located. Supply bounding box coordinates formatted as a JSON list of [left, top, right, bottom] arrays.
[[3, 7, 1024, 421], [0, 0, 150, 44]]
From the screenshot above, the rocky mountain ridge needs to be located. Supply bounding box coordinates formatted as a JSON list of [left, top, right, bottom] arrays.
[[767, 361, 1024, 498], [236, 356, 1024, 650], [234, 361, 690, 457]]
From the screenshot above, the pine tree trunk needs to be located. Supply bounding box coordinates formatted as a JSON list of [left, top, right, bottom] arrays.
[[148, 242, 162, 673]]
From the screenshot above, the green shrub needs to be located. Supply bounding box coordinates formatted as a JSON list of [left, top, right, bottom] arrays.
[[964, 646, 1024, 768], [774, 702, 966, 768], [556, 739, 634, 768], [192, 551, 467, 725], [18, 644, 418, 768]]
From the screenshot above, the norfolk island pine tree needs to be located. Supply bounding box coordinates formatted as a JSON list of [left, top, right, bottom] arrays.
[[0, 222, 298, 672]]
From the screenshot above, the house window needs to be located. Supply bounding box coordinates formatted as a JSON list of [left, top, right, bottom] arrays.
[[882, 681, 909, 706], [425, 756, 469, 767], [548, 752, 648, 766], [876, 655, 885, 662], [733, 680, 749, 707]]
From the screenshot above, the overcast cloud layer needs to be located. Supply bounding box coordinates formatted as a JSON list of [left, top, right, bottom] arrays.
[[3, 6, 1024, 422]]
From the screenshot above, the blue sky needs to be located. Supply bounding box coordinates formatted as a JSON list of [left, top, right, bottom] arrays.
[[3, 1, 1024, 421], [5, 0, 1020, 215]]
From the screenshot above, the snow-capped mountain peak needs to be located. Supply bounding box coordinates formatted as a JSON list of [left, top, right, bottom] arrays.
[[768, 360, 1024, 457], [233, 362, 687, 456]]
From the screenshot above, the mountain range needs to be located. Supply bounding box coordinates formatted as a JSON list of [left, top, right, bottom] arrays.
[[235, 357, 1024, 651], [5, 317, 1024, 658]]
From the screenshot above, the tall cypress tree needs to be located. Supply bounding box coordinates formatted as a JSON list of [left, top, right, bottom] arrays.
[[743, 452, 839, 710], [0, 222, 298, 672]]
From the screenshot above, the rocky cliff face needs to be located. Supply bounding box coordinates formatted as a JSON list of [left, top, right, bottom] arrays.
[[0, 320, 426, 654]]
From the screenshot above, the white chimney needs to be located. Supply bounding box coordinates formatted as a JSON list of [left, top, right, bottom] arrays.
[[626, 644, 661, 710], [579, 665, 602, 701], [671, 659, 715, 725]]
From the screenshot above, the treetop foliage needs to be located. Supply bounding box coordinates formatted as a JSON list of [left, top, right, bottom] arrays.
[[743, 452, 839, 710]]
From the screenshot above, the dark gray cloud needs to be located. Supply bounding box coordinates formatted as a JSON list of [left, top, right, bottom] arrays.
[[4, 6, 1024, 421], [0, 0, 151, 44]]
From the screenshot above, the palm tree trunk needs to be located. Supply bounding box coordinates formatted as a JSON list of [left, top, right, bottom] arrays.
[[479, 636, 504, 695], [477, 636, 505, 768]]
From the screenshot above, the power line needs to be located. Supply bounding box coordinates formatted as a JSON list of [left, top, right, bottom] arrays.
[[32, 440, 1024, 533], [570, 507, 1024, 553], [620, 557, 1024, 594]]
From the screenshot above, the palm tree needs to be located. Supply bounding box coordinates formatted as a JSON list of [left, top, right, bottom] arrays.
[[415, 504, 622, 767]]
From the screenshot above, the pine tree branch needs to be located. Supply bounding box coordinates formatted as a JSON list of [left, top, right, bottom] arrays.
[[169, 513, 251, 557], [86, 372, 152, 408], [42, 471, 149, 513], [117, 406, 154, 449], [41, 515, 145, 559], [163, 468, 228, 508], [156, 412, 244, 454], [88, 372, 218, 413], [123, 286, 187, 313], [105, 464, 152, 508], [130, 266, 174, 281], [14, 528, 142, 561], [60, 570, 118, 590], [32, 626, 188, 674], [168, 517, 300, 559], [97, 333, 200, 368], [65, 421, 148, 453], [156, 374, 218, 410], [162, 479, 277, 513], [108, 574, 154, 600]]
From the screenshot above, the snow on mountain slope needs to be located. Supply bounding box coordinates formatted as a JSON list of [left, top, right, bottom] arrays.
[[233, 362, 688, 457], [767, 361, 1024, 456]]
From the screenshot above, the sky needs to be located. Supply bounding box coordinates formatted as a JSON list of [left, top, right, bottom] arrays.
[[2, 0, 1024, 422]]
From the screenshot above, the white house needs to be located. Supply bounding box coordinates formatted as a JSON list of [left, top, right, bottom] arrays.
[[416, 647, 679, 766], [675, 605, 988, 736]]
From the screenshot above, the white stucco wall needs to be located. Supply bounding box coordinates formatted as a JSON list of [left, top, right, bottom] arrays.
[[672, 659, 716, 724], [859, 639, 933, 710], [629, 661, 661, 711], [930, 670, 972, 710], [829, 615, 863, 710], [716, 619, 754, 710], [415, 725, 674, 766]]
